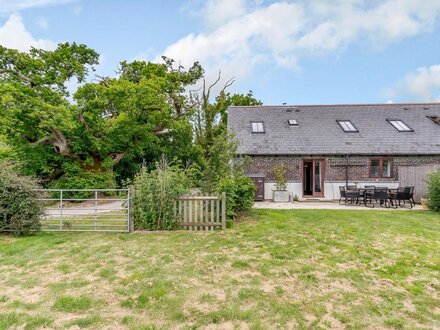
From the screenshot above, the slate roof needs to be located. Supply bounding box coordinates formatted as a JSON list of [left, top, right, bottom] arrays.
[[227, 103, 440, 155]]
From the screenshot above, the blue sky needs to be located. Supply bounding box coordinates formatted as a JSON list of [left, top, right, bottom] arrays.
[[1, 0, 440, 105]]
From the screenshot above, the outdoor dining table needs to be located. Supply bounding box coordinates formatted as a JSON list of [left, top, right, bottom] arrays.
[[353, 188, 398, 206]]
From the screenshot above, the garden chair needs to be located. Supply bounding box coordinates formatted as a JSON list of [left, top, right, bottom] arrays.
[[389, 186, 415, 208], [372, 187, 390, 208], [339, 186, 347, 205], [408, 186, 415, 205], [345, 188, 361, 205], [361, 187, 375, 206]]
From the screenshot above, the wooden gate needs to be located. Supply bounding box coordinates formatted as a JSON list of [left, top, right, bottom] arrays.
[[398, 164, 440, 202], [175, 193, 226, 231]]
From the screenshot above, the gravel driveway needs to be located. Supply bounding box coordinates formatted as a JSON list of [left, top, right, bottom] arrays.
[[43, 200, 125, 217]]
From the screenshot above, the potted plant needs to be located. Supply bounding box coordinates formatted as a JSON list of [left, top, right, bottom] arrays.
[[272, 163, 289, 202]]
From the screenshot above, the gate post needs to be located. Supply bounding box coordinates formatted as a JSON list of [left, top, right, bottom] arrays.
[[221, 192, 226, 229], [128, 187, 133, 233], [59, 190, 63, 230]]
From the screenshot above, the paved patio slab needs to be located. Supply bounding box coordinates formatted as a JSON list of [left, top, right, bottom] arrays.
[[253, 201, 424, 210]]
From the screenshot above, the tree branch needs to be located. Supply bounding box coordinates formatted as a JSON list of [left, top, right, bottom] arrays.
[[220, 77, 235, 93], [206, 70, 222, 100], [30, 135, 54, 146], [49, 128, 80, 159], [78, 113, 90, 129], [111, 152, 127, 164]]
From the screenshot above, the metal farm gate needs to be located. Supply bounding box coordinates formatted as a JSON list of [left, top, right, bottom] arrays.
[[35, 189, 131, 232], [398, 164, 440, 202]]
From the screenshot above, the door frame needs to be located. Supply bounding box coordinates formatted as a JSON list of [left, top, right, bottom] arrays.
[[302, 159, 325, 197]]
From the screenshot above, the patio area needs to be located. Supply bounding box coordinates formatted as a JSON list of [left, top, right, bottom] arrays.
[[253, 200, 424, 210]]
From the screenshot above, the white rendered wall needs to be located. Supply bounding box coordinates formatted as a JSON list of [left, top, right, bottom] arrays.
[[264, 182, 302, 200], [263, 181, 399, 200]]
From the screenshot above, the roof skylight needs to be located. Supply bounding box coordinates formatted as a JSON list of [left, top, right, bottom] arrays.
[[337, 120, 358, 132], [427, 115, 440, 125], [288, 119, 298, 126], [387, 119, 413, 132], [251, 121, 265, 133]]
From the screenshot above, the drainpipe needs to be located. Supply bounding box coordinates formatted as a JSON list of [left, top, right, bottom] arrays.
[[345, 155, 349, 187]]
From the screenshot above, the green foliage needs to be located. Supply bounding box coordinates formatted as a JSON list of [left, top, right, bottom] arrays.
[[225, 90, 263, 106], [272, 164, 287, 191], [426, 169, 440, 211], [0, 44, 203, 187], [200, 132, 238, 193], [192, 87, 262, 158], [0, 162, 42, 235], [0, 42, 263, 198], [191, 84, 262, 194], [0, 136, 11, 161], [51, 171, 115, 199], [131, 157, 191, 230], [217, 173, 255, 219]]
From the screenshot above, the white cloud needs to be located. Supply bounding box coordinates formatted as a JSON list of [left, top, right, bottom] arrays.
[[0, 0, 75, 14], [201, 0, 247, 29], [156, 0, 440, 81], [0, 14, 56, 51], [397, 65, 440, 101], [159, 2, 305, 74], [36, 17, 48, 29]]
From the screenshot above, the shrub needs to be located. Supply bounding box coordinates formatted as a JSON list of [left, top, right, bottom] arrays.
[[200, 132, 238, 193], [131, 158, 190, 230], [217, 174, 255, 219], [272, 164, 287, 190], [0, 162, 42, 234], [427, 169, 440, 211], [0, 137, 11, 161], [51, 171, 115, 199]]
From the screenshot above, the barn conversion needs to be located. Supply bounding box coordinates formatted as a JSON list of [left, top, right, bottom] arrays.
[[227, 103, 440, 201]]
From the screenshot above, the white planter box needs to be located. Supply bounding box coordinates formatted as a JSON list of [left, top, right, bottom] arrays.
[[273, 190, 289, 202]]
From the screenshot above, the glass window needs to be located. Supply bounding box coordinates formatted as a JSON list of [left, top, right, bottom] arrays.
[[288, 119, 298, 126], [382, 160, 391, 177], [251, 122, 265, 133], [370, 159, 380, 177], [337, 120, 358, 132], [387, 119, 413, 132], [314, 161, 322, 193], [370, 159, 392, 178]]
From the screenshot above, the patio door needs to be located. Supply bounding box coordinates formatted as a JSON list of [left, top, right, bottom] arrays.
[[303, 160, 325, 197]]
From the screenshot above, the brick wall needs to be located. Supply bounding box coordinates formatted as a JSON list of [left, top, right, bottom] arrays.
[[244, 155, 440, 182]]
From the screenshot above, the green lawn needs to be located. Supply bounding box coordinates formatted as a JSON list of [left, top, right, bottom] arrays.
[[0, 209, 439, 329]]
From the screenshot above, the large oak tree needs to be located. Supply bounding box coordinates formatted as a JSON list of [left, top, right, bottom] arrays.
[[0, 43, 203, 186]]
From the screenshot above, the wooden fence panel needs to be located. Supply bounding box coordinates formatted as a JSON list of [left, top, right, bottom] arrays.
[[176, 193, 226, 231], [398, 164, 440, 202]]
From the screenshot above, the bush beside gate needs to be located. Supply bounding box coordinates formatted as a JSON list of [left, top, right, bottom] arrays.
[[0, 163, 43, 235]]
